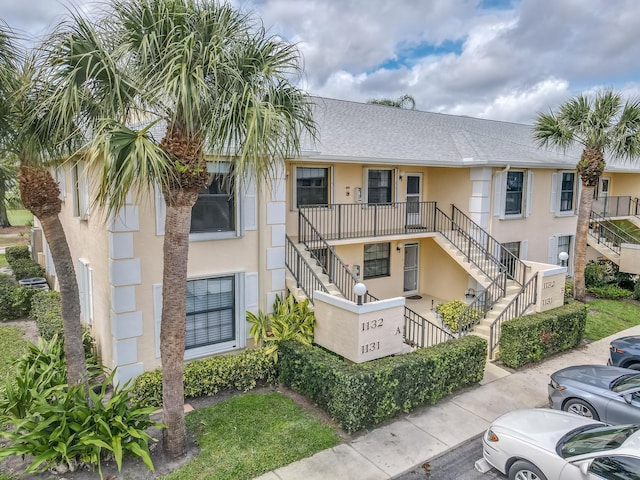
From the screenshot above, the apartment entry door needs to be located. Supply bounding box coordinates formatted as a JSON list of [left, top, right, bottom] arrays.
[[403, 242, 419, 294], [405, 174, 422, 226]]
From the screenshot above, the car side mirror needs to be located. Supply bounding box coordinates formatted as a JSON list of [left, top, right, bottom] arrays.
[[579, 461, 590, 476], [623, 393, 633, 404]]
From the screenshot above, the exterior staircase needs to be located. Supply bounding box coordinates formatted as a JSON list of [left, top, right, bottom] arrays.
[[287, 203, 535, 352]]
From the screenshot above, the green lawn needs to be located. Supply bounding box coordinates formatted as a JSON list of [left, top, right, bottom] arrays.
[[6, 210, 32, 226], [585, 298, 640, 341], [0, 254, 7, 268], [166, 392, 339, 480], [610, 219, 640, 241]]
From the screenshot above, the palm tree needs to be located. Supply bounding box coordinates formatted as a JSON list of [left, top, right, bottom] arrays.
[[39, 0, 315, 458], [368, 94, 416, 109], [0, 25, 89, 387], [0, 155, 19, 227], [534, 91, 640, 301]]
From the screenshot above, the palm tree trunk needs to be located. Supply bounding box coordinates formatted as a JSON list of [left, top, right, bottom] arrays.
[[18, 166, 88, 387], [38, 213, 88, 385], [574, 182, 596, 301], [161, 188, 198, 459]]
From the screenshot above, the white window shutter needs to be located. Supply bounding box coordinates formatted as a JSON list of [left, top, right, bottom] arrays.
[[548, 237, 558, 265], [550, 172, 558, 213], [78, 162, 90, 219], [154, 184, 166, 236], [153, 284, 162, 358], [575, 179, 582, 215], [520, 240, 528, 260], [244, 272, 259, 315], [242, 177, 257, 231], [77, 260, 86, 320], [56, 166, 66, 200], [493, 170, 506, 218], [525, 170, 533, 218]]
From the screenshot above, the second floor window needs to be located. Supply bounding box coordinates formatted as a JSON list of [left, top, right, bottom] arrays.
[[191, 162, 235, 234], [505, 171, 524, 215], [368, 169, 392, 204], [296, 167, 329, 207], [560, 173, 575, 212]]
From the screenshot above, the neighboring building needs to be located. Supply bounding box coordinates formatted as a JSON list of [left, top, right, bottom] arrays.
[[34, 97, 640, 380]]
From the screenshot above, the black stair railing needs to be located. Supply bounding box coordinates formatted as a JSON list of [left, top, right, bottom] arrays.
[[488, 272, 538, 358], [404, 305, 454, 348], [457, 271, 507, 336], [285, 236, 329, 303]]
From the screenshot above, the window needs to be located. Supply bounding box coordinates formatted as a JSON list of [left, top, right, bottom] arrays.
[[191, 162, 235, 234], [590, 456, 640, 479], [296, 167, 329, 207], [364, 243, 390, 279], [367, 169, 392, 204], [500, 241, 520, 278], [559, 172, 575, 212], [505, 171, 524, 215], [185, 276, 235, 350], [557, 235, 572, 267]]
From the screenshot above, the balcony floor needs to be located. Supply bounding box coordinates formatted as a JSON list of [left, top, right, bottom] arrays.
[[403, 293, 449, 324]]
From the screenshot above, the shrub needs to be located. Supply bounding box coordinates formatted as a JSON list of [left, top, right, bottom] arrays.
[[634, 281, 640, 301], [588, 284, 632, 300], [8, 258, 45, 281], [130, 348, 277, 408], [584, 261, 607, 288], [435, 299, 479, 333], [247, 294, 315, 361], [278, 335, 487, 433], [29, 290, 63, 340], [0, 274, 37, 321], [4, 245, 30, 265], [499, 302, 587, 368], [564, 280, 574, 303], [0, 371, 162, 477]]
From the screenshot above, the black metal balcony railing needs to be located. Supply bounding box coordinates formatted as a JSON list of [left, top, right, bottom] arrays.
[[299, 201, 437, 241], [488, 272, 538, 358], [592, 196, 640, 218], [588, 211, 640, 255]]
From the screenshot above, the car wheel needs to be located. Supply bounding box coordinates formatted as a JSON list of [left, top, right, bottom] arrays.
[[563, 398, 600, 420], [508, 460, 548, 480]]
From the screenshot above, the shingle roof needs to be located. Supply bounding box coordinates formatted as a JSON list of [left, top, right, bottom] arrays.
[[301, 97, 618, 170]]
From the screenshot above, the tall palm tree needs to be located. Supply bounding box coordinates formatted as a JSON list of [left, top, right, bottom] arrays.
[[534, 91, 640, 301], [0, 23, 88, 387], [39, 0, 315, 458]]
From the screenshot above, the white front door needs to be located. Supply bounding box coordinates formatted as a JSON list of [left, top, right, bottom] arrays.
[[406, 174, 422, 226], [403, 242, 419, 294]]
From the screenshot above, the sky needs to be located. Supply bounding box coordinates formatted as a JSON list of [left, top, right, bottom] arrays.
[[2, 0, 640, 124]]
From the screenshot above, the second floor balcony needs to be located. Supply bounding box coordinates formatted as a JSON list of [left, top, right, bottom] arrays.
[[299, 201, 438, 242]]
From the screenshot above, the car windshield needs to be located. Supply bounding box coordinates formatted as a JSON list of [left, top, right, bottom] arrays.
[[558, 425, 640, 459], [612, 373, 640, 393]]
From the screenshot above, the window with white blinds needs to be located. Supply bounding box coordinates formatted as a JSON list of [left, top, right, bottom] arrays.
[[185, 276, 235, 350]]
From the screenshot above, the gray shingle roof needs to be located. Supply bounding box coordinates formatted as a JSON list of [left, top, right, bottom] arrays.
[[300, 97, 599, 170]]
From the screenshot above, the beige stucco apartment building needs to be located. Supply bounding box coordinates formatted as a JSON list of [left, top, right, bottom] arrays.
[[35, 97, 640, 381]]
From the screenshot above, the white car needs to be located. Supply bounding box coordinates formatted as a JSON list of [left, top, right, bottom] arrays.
[[475, 408, 640, 480]]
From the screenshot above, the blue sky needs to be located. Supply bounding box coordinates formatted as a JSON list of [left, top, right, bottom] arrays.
[[2, 0, 640, 124]]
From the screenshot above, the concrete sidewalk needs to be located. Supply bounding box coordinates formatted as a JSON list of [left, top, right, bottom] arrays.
[[255, 325, 640, 480]]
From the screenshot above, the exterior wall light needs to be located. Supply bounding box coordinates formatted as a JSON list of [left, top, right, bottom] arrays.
[[353, 282, 367, 305]]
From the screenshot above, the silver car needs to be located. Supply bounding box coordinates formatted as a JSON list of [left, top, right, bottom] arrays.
[[477, 408, 640, 480], [548, 365, 640, 423]]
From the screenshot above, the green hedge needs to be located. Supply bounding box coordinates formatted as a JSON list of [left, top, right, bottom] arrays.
[[130, 348, 277, 408], [29, 290, 63, 340], [0, 273, 38, 321], [4, 245, 30, 264], [278, 335, 487, 434], [499, 302, 587, 368]]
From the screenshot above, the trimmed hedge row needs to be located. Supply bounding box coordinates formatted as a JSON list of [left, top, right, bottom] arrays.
[[499, 301, 587, 368], [4, 245, 45, 281], [29, 290, 63, 340], [130, 348, 277, 408], [278, 335, 487, 433], [0, 274, 39, 321]]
